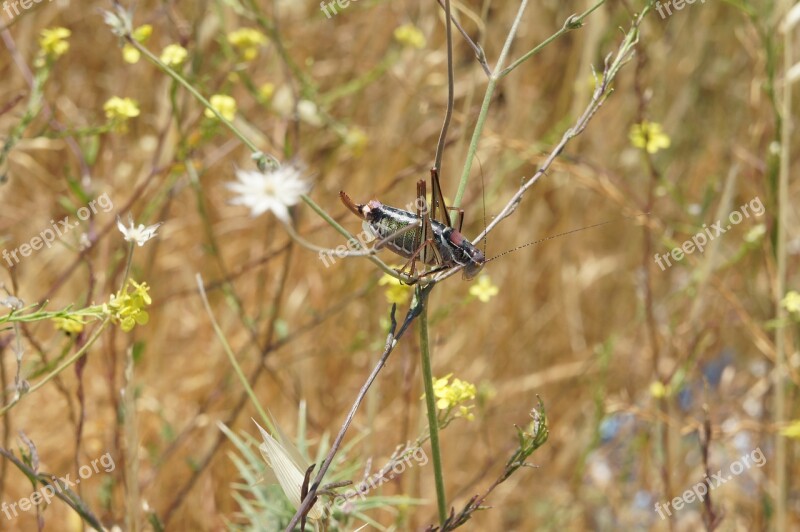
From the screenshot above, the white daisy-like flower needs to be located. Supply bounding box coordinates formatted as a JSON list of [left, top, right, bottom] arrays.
[[253, 420, 325, 520], [116, 215, 163, 246], [226, 163, 309, 223]]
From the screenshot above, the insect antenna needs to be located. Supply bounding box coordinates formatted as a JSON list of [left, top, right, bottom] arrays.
[[477, 155, 487, 258], [485, 213, 649, 264]]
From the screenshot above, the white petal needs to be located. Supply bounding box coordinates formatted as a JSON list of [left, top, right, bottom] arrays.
[[783, 2, 800, 32], [253, 421, 324, 520], [787, 61, 800, 85], [226, 163, 310, 222]]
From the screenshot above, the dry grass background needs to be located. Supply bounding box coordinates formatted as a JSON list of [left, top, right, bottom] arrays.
[[0, 0, 797, 530]]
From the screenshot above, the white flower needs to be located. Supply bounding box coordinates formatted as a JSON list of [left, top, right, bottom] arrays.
[[253, 420, 324, 520], [101, 4, 133, 37], [116, 215, 163, 246], [226, 163, 309, 223]]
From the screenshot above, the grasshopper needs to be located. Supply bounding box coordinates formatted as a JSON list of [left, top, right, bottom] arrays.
[[340, 169, 485, 281]]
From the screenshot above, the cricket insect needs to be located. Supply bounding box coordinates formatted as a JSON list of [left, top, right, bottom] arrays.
[[340, 168, 646, 283], [340, 168, 485, 282]]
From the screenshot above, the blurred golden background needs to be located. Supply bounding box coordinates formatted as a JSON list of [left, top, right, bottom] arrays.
[[0, 0, 797, 530]]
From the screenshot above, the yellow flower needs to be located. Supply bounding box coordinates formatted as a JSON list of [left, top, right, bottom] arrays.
[[394, 24, 426, 49], [344, 127, 368, 156], [104, 96, 140, 129], [122, 45, 140, 63], [629, 121, 671, 154], [469, 275, 498, 303], [103, 279, 152, 332], [132, 24, 153, 42], [258, 82, 275, 102], [430, 374, 477, 419], [160, 44, 188, 67], [781, 291, 800, 314], [39, 27, 71, 59], [379, 272, 412, 305], [122, 24, 153, 64], [649, 381, 670, 398], [227, 28, 267, 61], [53, 316, 85, 334], [780, 420, 800, 439], [205, 94, 237, 121]]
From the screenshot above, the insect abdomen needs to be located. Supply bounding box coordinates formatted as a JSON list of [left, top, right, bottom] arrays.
[[368, 205, 427, 259]]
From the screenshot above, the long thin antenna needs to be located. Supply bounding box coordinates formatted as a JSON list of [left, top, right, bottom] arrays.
[[486, 213, 650, 263], [477, 155, 487, 257]]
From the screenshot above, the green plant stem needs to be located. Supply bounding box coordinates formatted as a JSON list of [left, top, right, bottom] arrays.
[[774, 0, 792, 527], [128, 37, 413, 283], [127, 38, 269, 161], [418, 286, 447, 525], [194, 274, 274, 434], [0, 318, 111, 417], [121, 241, 135, 285], [453, 0, 529, 207], [498, 1, 606, 80], [453, 0, 606, 207]]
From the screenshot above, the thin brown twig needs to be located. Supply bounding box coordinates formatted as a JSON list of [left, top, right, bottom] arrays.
[[436, 0, 491, 77], [286, 285, 433, 531]]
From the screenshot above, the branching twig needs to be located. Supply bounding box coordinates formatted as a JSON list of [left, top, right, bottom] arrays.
[[437, 8, 648, 282], [286, 284, 434, 531], [436, 0, 491, 77], [425, 403, 549, 531], [0, 446, 104, 530]]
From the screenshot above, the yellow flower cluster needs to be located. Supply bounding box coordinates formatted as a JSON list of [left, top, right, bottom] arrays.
[[104, 97, 140, 132], [379, 272, 412, 305], [103, 279, 152, 332], [629, 121, 671, 154], [469, 275, 498, 303], [122, 24, 152, 64], [780, 420, 800, 439], [431, 374, 477, 421], [258, 82, 276, 102], [38, 27, 71, 59], [205, 94, 237, 121], [160, 44, 188, 67], [394, 24, 426, 49], [227, 28, 267, 61], [781, 290, 800, 314], [344, 127, 368, 156], [53, 315, 86, 334], [649, 381, 671, 399], [104, 97, 140, 121]]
